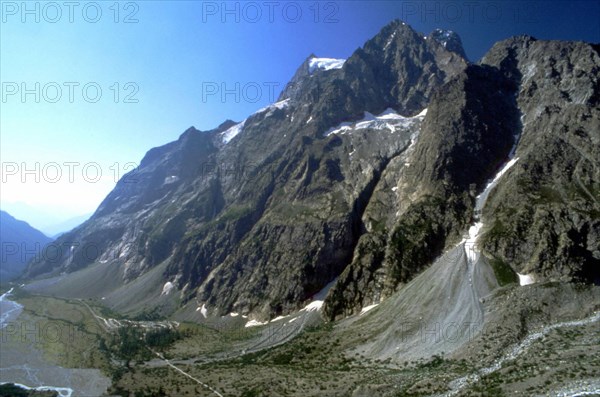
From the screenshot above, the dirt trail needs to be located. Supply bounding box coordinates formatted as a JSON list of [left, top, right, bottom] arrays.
[[153, 352, 224, 397]]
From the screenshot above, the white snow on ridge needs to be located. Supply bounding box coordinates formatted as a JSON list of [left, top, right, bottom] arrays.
[[308, 57, 346, 73], [221, 99, 291, 145], [260, 98, 290, 112], [324, 108, 427, 137], [255, 98, 290, 116], [221, 120, 246, 144]]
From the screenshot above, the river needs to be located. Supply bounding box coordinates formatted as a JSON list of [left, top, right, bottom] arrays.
[[0, 288, 23, 329], [0, 287, 103, 397]]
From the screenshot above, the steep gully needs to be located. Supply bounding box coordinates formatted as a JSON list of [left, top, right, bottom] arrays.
[[432, 132, 600, 396]]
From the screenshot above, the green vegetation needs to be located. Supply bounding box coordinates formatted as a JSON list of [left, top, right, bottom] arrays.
[[489, 257, 518, 286], [217, 204, 254, 223], [7, 285, 598, 397], [131, 307, 163, 321]]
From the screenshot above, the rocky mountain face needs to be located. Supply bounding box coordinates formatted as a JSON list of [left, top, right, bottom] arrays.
[[479, 37, 600, 284], [25, 21, 599, 321], [1, 211, 52, 281]]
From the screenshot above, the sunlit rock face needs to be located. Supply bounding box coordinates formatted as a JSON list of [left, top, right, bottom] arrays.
[[25, 21, 600, 321]]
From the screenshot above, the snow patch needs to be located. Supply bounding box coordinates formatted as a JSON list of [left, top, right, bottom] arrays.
[[196, 303, 208, 318], [359, 303, 379, 315], [221, 120, 246, 144], [460, 157, 520, 264], [308, 57, 345, 73], [517, 273, 535, 286], [255, 98, 290, 117], [463, 222, 484, 263], [301, 300, 324, 312], [324, 108, 427, 136], [300, 278, 337, 313], [161, 281, 174, 296], [245, 319, 268, 328], [474, 158, 519, 213]]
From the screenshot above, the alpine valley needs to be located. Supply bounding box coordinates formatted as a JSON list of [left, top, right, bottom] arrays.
[[3, 20, 599, 397]]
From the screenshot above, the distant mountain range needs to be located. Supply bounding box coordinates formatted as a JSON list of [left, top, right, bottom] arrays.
[[24, 20, 600, 321], [0, 210, 52, 282], [1, 202, 90, 237], [44, 214, 91, 238]]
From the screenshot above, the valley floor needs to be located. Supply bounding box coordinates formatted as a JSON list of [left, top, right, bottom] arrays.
[[1, 281, 598, 397]]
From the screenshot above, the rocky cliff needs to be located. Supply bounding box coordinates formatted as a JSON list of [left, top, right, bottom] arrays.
[[24, 21, 599, 321]]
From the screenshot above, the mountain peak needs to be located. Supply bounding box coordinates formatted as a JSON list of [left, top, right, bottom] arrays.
[[278, 53, 326, 101], [428, 28, 468, 59], [177, 126, 201, 142], [364, 19, 420, 53], [217, 119, 239, 132]]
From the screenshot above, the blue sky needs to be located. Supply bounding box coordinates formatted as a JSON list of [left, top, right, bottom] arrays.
[[1, 0, 599, 231]]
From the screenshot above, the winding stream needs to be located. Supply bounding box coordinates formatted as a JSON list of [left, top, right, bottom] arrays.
[[0, 288, 23, 329], [436, 311, 600, 397]]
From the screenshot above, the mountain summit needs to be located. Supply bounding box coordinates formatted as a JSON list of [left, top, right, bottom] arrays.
[[25, 20, 599, 322], [428, 28, 468, 59]]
